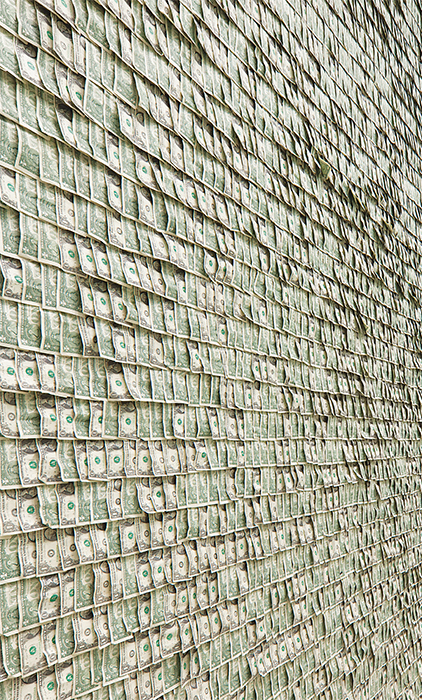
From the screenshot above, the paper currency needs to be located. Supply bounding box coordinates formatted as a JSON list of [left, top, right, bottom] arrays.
[[0, 1, 419, 699]]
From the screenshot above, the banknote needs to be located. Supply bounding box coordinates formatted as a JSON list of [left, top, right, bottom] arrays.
[[36, 6, 54, 51], [0, 581, 18, 635], [91, 480, 108, 521], [74, 563, 94, 611], [56, 529, 78, 573], [38, 667, 59, 700], [106, 286, 127, 329], [106, 479, 123, 520], [1, 633, 20, 677], [148, 548, 166, 588], [0, 350, 18, 395], [55, 660, 74, 700], [106, 361, 132, 400], [0, 0, 417, 697], [52, 17, 74, 65], [17, 487, 42, 531], [105, 169, 123, 212], [108, 557, 124, 603], [38, 574, 61, 622], [89, 401, 104, 438], [118, 400, 136, 437], [54, 620, 73, 671], [92, 561, 112, 606], [107, 602, 129, 648], [37, 439, 61, 483], [0, 393, 18, 437], [16, 40, 43, 87], [135, 633, 154, 677], [16, 127, 40, 180], [73, 610, 96, 653], [0, 256, 23, 300], [19, 626, 47, 676], [104, 439, 124, 478], [72, 651, 93, 695], [58, 569, 75, 617]]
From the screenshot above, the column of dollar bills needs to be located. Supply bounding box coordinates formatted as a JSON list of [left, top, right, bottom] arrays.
[[0, 0, 421, 699]]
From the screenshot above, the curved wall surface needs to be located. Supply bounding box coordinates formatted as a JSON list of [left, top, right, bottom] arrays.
[[0, 0, 420, 698]]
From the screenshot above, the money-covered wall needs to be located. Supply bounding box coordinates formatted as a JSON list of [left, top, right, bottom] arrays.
[[0, 0, 421, 698]]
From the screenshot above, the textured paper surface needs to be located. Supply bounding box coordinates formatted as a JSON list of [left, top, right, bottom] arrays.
[[0, 0, 420, 698]]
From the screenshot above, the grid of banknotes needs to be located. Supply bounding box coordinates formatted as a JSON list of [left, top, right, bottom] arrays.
[[0, 0, 421, 698]]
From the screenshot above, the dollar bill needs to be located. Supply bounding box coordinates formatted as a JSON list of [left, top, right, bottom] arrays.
[[117, 519, 136, 556], [68, 72, 85, 112], [34, 354, 56, 394], [77, 277, 95, 317], [36, 6, 54, 50], [19, 626, 47, 676], [55, 660, 74, 700], [53, 18, 74, 67], [93, 561, 112, 605], [38, 666, 58, 700], [103, 439, 124, 477], [135, 553, 154, 594], [55, 615, 74, 665], [107, 595, 128, 638], [89, 523, 107, 561], [56, 397, 75, 439], [36, 485, 58, 530], [0, 489, 19, 534], [92, 606, 110, 648], [18, 303, 42, 349], [74, 526, 95, 564], [36, 527, 61, 574], [17, 530, 36, 578], [38, 439, 61, 483], [73, 234, 96, 276], [72, 651, 93, 695], [105, 169, 123, 211], [148, 549, 166, 589], [121, 364, 140, 401], [105, 361, 131, 400], [0, 256, 23, 300], [78, 316, 98, 356], [89, 401, 104, 438], [86, 440, 107, 480], [16, 40, 43, 87], [109, 557, 124, 602], [72, 440, 88, 482], [19, 575, 40, 633], [73, 610, 96, 652], [134, 513, 150, 554], [39, 574, 61, 621], [0, 349, 19, 392], [56, 528, 79, 570], [102, 640, 120, 684], [105, 479, 122, 520], [0, 581, 18, 635], [56, 484, 78, 526], [108, 283, 127, 324], [17, 487, 42, 531], [2, 632, 21, 677], [16, 127, 40, 180], [74, 563, 94, 611], [58, 569, 75, 617], [90, 239, 111, 279], [92, 279, 114, 320], [36, 395, 57, 438], [123, 673, 138, 700], [118, 401, 137, 437]]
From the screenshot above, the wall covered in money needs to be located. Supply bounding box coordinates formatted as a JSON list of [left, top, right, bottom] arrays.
[[0, 0, 421, 698]]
